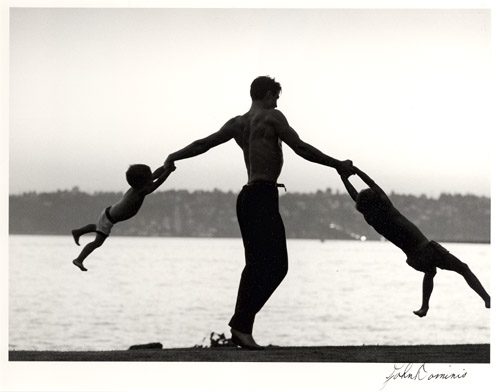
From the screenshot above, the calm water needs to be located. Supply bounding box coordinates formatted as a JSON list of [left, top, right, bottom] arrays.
[[9, 235, 490, 351]]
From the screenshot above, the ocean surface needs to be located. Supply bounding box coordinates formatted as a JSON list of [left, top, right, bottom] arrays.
[[9, 235, 490, 351]]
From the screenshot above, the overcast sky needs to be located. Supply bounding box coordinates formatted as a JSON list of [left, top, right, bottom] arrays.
[[9, 7, 493, 197]]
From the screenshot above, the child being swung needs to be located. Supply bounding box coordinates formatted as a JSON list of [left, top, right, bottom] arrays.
[[72, 163, 175, 271], [341, 166, 490, 317]]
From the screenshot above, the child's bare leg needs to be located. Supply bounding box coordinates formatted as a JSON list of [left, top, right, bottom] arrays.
[[72, 224, 97, 246], [414, 271, 435, 317], [442, 254, 490, 308], [461, 266, 490, 308], [72, 259, 88, 272], [73, 233, 106, 271]]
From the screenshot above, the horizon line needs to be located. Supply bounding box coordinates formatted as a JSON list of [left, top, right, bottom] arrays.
[[8, 187, 491, 199]]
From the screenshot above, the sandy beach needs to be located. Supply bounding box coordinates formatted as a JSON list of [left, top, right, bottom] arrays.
[[9, 344, 489, 363]]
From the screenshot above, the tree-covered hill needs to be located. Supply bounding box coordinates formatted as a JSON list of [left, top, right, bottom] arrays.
[[9, 188, 490, 243]]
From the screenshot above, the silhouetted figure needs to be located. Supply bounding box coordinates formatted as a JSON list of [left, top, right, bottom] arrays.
[[341, 166, 490, 317], [71, 163, 175, 271], [164, 76, 354, 349]]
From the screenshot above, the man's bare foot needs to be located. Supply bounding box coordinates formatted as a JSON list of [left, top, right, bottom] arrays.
[[73, 259, 87, 272], [230, 328, 264, 350], [413, 308, 428, 318], [72, 230, 80, 246]]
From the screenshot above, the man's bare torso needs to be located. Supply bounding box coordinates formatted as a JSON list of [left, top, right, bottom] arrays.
[[231, 108, 284, 184]]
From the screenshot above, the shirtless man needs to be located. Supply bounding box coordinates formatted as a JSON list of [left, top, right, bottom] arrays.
[[164, 76, 353, 349]]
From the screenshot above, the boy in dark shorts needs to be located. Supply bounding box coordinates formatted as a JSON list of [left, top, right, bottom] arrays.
[[341, 166, 490, 317], [71, 163, 175, 271]]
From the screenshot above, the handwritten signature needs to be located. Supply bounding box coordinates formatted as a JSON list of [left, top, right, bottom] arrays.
[[382, 363, 467, 389]]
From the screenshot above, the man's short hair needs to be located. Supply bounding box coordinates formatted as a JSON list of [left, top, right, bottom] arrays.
[[250, 76, 282, 101], [126, 164, 152, 189]]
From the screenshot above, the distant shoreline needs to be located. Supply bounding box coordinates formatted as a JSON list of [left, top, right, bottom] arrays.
[[9, 344, 490, 363], [9, 190, 490, 242], [7, 233, 492, 244]]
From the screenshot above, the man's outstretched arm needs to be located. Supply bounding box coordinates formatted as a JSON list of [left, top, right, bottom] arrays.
[[272, 111, 353, 177], [164, 118, 237, 167], [288, 126, 353, 175]]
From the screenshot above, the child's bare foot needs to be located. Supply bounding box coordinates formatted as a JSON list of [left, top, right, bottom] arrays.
[[73, 259, 87, 271], [413, 307, 428, 318], [230, 328, 264, 350], [72, 230, 80, 246]]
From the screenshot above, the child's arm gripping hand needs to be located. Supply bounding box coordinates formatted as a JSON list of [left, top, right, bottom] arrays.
[[354, 166, 389, 200], [146, 163, 176, 194], [151, 166, 166, 180], [341, 174, 359, 202]]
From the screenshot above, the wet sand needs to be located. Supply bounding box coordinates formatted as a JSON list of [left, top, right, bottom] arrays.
[[9, 344, 489, 362]]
